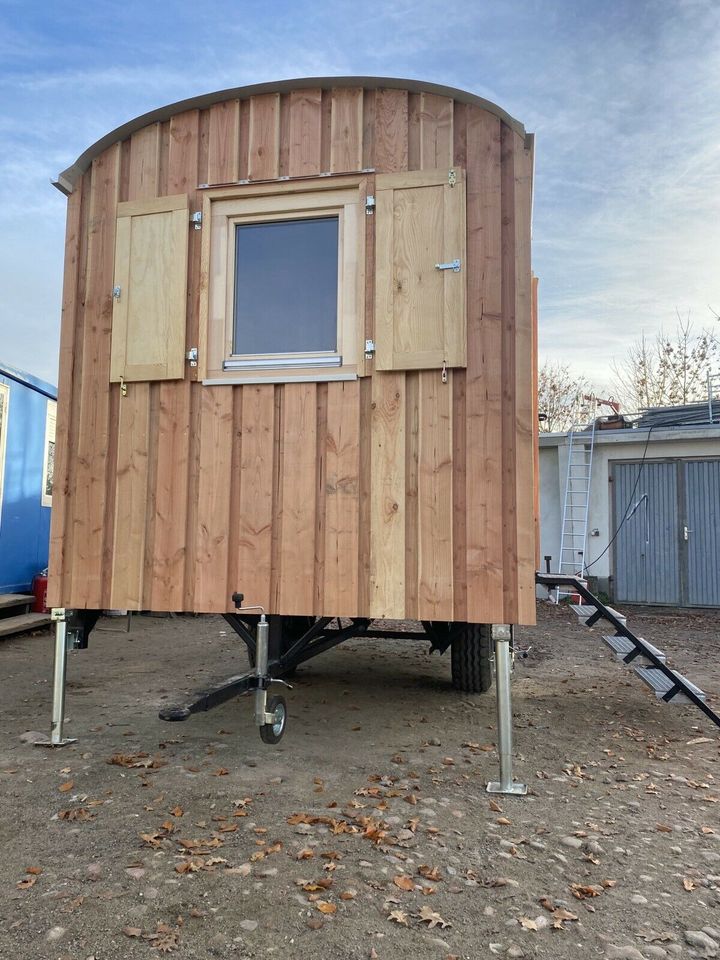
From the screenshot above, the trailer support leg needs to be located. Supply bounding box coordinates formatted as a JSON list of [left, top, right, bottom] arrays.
[[36, 609, 77, 748], [486, 624, 526, 796]]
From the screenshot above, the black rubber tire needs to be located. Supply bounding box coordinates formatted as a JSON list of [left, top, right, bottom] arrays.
[[259, 695, 287, 744], [451, 624, 493, 693]]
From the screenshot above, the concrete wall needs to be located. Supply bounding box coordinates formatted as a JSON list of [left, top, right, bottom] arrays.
[[539, 425, 720, 597]]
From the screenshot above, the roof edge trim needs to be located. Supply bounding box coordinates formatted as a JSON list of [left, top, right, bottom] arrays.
[[54, 76, 528, 195]]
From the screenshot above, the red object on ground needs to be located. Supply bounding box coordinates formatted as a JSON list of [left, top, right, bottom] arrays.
[[31, 572, 49, 613]]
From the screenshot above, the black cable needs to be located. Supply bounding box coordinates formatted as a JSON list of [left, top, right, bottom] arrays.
[[582, 424, 655, 575]]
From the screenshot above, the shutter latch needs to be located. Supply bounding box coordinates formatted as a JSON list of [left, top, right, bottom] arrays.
[[190, 211, 202, 230], [365, 195, 375, 215], [435, 258, 461, 273], [364, 339, 376, 360], [186, 347, 198, 367]]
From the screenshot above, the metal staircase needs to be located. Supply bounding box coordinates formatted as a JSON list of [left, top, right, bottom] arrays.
[[536, 573, 720, 729], [554, 406, 597, 602]]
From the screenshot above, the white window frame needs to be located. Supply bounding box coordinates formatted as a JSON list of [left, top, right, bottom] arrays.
[[199, 175, 367, 384], [41, 398, 56, 508]]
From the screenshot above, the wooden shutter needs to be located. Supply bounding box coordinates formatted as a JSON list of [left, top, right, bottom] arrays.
[[374, 168, 466, 371], [110, 194, 189, 382]]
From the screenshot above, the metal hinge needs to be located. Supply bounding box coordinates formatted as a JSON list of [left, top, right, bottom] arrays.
[[190, 211, 202, 230], [365, 339, 376, 360], [435, 258, 461, 272], [365, 195, 375, 215], [448, 169, 457, 187], [186, 347, 198, 367], [112, 285, 121, 300]]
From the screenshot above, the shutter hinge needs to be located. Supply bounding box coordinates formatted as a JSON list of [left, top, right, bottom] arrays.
[[365, 195, 375, 215], [186, 347, 198, 367], [190, 211, 202, 230], [112, 285, 121, 300], [442, 361, 448, 384], [119, 376, 127, 397], [448, 168, 457, 187], [364, 339, 376, 360]]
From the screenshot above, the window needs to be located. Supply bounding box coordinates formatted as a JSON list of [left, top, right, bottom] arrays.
[[201, 177, 366, 382], [41, 399, 56, 507]]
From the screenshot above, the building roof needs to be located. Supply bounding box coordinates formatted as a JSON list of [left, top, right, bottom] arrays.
[[53, 76, 529, 195], [0, 362, 57, 400]]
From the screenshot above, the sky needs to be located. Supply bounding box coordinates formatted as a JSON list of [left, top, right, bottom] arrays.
[[1, 0, 719, 391]]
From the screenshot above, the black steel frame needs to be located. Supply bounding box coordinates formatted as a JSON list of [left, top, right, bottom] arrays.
[[158, 616, 464, 722], [537, 572, 720, 728]]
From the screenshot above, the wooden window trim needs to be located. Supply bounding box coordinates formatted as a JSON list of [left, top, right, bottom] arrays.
[[199, 176, 367, 382]]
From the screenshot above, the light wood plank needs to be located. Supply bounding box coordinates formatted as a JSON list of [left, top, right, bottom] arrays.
[[248, 94, 280, 180], [288, 89, 322, 177], [235, 385, 275, 609], [47, 186, 83, 608], [323, 380, 360, 616], [208, 100, 239, 184], [330, 88, 363, 172], [68, 146, 121, 607], [467, 109, 502, 317], [513, 132, 536, 624], [277, 383, 317, 614], [417, 371, 454, 618], [418, 94, 454, 171], [374, 89, 408, 173], [193, 386, 234, 609]]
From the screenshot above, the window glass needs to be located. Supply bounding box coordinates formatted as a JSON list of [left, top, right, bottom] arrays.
[[233, 217, 339, 356]]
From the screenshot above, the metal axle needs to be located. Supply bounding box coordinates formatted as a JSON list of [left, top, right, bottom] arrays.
[[487, 625, 526, 796]]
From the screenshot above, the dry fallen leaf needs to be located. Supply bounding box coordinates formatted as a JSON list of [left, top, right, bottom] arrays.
[[570, 883, 603, 899], [16, 877, 36, 890], [340, 890, 356, 901], [315, 901, 337, 915], [393, 874, 414, 892], [169, 805, 184, 817], [122, 926, 143, 938], [488, 799, 502, 813], [417, 905, 451, 929], [519, 917, 539, 931], [25, 867, 43, 876], [388, 909, 409, 926], [297, 848, 315, 860], [683, 878, 696, 891], [496, 817, 512, 826], [59, 780, 74, 793], [58, 807, 96, 822], [418, 865, 442, 882]]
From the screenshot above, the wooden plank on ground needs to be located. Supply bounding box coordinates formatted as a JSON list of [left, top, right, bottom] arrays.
[[323, 380, 360, 616], [277, 383, 317, 614]]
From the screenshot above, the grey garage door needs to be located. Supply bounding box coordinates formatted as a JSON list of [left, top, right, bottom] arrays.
[[613, 459, 720, 607]]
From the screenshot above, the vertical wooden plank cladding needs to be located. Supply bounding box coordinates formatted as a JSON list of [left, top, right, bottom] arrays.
[[513, 134, 536, 623], [148, 111, 198, 610], [500, 123, 519, 620], [370, 89, 408, 618], [452, 101, 468, 622], [277, 383, 317, 613], [249, 94, 280, 180], [234, 386, 274, 608], [330, 88, 363, 172], [69, 146, 121, 606], [465, 108, 504, 623], [111, 125, 159, 608], [288, 89, 322, 177], [207, 99, 239, 184], [414, 94, 455, 621], [47, 185, 83, 607], [193, 387, 233, 607], [324, 380, 360, 615], [532, 275, 540, 572], [191, 101, 239, 609]]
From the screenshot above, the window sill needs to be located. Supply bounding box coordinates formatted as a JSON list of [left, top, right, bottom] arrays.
[[202, 369, 358, 386]]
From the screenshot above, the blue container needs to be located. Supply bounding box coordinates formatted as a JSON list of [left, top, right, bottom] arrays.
[[0, 363, 57, 594]]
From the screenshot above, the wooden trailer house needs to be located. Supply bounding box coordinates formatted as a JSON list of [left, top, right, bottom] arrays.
[[47, 77, 537, 713]]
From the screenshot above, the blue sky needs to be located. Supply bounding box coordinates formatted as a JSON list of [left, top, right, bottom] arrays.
[[1, 0, 719, 390]]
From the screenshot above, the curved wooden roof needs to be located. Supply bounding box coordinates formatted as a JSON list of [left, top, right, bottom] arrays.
[[53, 76, 527, 195]]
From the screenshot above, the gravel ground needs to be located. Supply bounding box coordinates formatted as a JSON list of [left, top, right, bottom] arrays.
[[1, 602, 719, 960]]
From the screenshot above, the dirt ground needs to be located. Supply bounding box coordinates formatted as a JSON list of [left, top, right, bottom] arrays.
[[1, 602, 720, 960]]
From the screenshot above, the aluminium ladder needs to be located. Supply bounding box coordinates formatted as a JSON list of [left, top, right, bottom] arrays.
[[554, 405, 597, 603]]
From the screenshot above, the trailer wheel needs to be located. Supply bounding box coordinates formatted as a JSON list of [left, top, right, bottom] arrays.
[[451, 624, 493, 693], [259, 696, 287, 744]]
